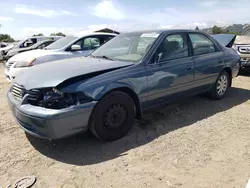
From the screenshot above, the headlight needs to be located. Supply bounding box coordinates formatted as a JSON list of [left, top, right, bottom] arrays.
[[231, 45, 240, 54], [30, 88, 92, 109], [14, 58, 36, 68]]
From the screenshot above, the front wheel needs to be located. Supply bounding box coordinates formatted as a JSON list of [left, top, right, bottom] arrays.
[[210, 71, 230, 100], [89, 91, 136, 141]]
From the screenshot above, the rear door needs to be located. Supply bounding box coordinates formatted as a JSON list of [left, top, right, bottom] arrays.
[[145, 33, 195, 107], [188, 33, 224, 91]]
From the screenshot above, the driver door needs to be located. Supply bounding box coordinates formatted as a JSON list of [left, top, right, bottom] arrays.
[[145, 33, 195, 108]]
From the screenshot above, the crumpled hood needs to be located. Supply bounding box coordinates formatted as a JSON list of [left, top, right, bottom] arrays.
[[8, 49, 63, 62], [15, 57, 134, 90], [235, 36, 250, 45]]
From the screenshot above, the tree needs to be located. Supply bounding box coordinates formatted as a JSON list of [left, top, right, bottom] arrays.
[[32, 33, 44, 36], [195, 26, 199, 30], [212, 25, 223, 34], [50, 32, 66, 37], [0, 34, 15, 42]]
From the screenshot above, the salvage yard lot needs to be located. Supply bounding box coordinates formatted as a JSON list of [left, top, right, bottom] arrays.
[[0, 63, 250, 188]]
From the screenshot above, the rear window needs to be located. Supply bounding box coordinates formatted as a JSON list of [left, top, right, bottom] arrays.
[[189, 33, 217, 56]]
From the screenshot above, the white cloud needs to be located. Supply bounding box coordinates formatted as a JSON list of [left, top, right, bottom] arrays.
[[11, 0, 250, 39], [89, 0, 250, 29], [21, 27, 84, 38], [0, 16, 13, 21], [14, 4, 79, 17], [198, 0, 218, 7], [91, 0, 126, 20]]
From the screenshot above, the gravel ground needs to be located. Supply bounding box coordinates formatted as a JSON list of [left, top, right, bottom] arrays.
[[0, 63, 250, 188]]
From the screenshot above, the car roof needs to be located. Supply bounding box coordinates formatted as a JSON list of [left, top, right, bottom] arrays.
[[75, 32, 117, 38]]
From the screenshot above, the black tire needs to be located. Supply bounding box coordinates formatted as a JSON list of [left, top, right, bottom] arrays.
[[89, 91, 136, 141], [210, 71, 230, 100]]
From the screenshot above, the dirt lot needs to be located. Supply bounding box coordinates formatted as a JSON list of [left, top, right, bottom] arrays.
[[0, 64, 250, 188]]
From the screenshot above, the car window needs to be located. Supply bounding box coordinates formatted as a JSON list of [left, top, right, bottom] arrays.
[[103, 35, 114, 43], [31, 38, 37, 44], [157, 34, 189, 62], [137, 37, 156, 54], [189, 33, 217, 56], [84, 37, 100, 50], [73, 37, 101, 51], [37, 41, 54, 49]]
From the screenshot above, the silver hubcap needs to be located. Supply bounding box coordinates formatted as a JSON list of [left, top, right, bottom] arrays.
[[217, 75, 228, 96]]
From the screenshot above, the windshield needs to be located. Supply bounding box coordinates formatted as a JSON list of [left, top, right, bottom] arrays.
[[14, 39, 28, 49], [45, 36, 77, 50], [91, 32, 160, 62]]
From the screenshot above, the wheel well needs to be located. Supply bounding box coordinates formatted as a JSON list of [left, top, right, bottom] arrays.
[[104, 87, 142, 119], [223, 67, 232, 86]]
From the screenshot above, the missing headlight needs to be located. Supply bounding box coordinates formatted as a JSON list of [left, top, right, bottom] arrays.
[[28, 88, 92, 109]]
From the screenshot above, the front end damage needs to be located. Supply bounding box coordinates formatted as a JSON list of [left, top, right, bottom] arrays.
[[8, 83, 97, 139], [7, 56, 135, 139]]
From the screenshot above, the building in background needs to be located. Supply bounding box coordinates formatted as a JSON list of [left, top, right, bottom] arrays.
[[95, 28, 120, 35]]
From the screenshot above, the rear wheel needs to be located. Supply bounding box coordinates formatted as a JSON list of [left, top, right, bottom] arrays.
[[210, 71, 230, 100], [89, 91, 136, 141]]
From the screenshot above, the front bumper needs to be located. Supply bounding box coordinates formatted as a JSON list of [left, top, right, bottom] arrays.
[[8, 91, 97, 139], [239, 54, 250, 67], [240, 60, 250, 68]]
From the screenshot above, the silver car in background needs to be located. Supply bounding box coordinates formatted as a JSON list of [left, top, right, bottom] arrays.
[[5, 33, 116, 81]]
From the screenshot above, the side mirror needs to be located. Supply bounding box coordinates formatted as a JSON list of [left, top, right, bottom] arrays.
[[71, 45, 81, 51]]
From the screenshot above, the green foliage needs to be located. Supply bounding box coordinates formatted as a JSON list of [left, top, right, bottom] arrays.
[[212, 26, 223, 34], [226, 31, 241, 35], [212, 25, 241, 35], [32, 33, 44, 36], [0, 34, 15, 42], [50, 32, 66, 37]]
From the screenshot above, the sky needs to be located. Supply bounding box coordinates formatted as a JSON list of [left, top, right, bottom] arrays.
[[0, 0, 250, 39]]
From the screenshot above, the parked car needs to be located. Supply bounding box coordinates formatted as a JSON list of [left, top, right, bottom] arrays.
[[233, 35, 250, 69], [8, 29, 240, 141], [0, 44, 16, 61], [4, 39, 57, 58], [5, 36, 62, 60], [0, 42, 7, 48], [4, 33, 116, 81]]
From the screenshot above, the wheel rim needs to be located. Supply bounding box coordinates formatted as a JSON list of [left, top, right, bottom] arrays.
[[217, 75, 228, 96], [104, 104, 127, 129]]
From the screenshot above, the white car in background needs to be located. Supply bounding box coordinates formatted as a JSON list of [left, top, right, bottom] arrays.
[[5, 36, 62, 60], [5, 33, 116, 81], [0, 44, 16, 61]]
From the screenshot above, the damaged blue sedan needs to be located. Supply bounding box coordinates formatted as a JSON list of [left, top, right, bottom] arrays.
[[8, 30, 240, 141]]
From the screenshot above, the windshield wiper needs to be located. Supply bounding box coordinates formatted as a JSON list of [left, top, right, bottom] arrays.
[[92, 55, 115, 61]]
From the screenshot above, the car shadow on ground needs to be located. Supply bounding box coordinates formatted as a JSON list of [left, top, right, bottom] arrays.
[[27, 87, 250, 166]]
